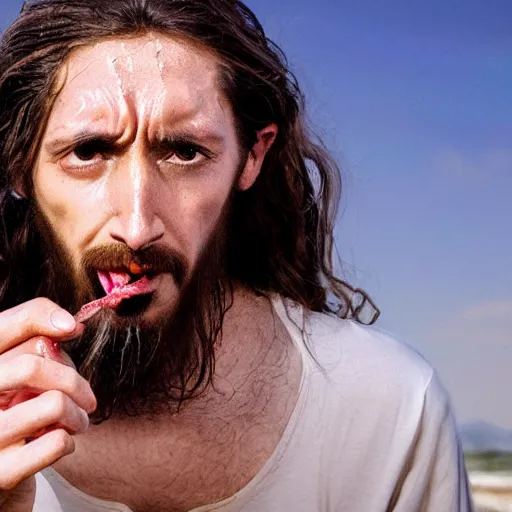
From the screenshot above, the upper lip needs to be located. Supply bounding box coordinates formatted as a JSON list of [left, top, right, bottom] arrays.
[[99, 265, 153, 280]]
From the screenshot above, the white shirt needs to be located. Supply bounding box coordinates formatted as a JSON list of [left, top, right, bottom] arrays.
[[33, 296, 474, 511]]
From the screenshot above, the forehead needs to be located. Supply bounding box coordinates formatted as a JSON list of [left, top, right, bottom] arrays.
[[48, 34, 229, 132]]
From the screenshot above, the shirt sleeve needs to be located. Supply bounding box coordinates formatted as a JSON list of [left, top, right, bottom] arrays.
[[390, 371, 474, 511]]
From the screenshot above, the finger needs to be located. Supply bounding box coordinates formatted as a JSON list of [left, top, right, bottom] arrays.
[[0, 298, 80, 354], [0, 336, 78, 368], [0, 355, 96, 413], [34, 336, 77, 367], [0, 429, 74, 491], [0, 390, 89, 449]]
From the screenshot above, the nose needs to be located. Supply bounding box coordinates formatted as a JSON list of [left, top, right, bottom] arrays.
[[107, 152, 165, 251]]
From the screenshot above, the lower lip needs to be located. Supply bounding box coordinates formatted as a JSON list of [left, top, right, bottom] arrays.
[[114, 292, 154, 318]]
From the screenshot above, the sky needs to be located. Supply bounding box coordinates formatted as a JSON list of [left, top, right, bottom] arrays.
[[1, 1, 511, 428]]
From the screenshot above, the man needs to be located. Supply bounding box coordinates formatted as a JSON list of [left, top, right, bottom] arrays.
[[0, 0, 473, 510]]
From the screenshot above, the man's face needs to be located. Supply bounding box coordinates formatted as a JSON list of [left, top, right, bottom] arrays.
[[33, 34, 246, 326], [30, 34, 276, 417]]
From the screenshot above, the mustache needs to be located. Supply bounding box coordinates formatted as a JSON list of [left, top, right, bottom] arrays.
[[82, 243, 188, 288]]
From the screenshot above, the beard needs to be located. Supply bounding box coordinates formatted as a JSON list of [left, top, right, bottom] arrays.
[[32, 200, 234, 423]]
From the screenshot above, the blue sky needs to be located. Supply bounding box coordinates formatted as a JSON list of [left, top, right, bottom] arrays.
[[245, 0, 512, 428], [1, 1, 511, 428]]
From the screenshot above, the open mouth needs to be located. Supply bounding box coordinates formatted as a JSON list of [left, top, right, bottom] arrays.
[[98, 269, 155, 318], [97, 268, 151, 296], [75, 266, 158, 322], [114, 293, 154, 318]]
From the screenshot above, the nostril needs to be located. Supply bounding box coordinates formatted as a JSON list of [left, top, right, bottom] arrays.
[[110, 233, 127, 245], [108, 231, 164, 252]]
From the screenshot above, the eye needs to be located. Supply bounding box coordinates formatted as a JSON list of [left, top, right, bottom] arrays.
[[164, 142, 209, 166], [60, 139, 113, 172], [74, 140, 105, 161], [173, 145, 198, 162]]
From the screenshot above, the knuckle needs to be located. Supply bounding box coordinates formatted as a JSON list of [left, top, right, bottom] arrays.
[[12, 302, 30, 329], [65, 374, 83, 400], [51, 429, 74, 455], [17, 298, 54, 329], [0, 467, 19, 491], [17, 354, 42, 381], [29, 297, 55, 311], [44, 390, 69, 419], [0, 411, 13, 437], [53, 363, 83, 398]]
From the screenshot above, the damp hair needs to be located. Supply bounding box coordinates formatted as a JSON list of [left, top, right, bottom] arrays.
[[0, 0, 379, 418], [0, 0, 379, 320]]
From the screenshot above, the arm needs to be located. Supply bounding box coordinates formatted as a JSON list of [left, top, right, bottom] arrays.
[[390, 372, 474, 511]]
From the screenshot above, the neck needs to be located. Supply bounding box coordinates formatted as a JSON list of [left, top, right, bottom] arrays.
[[51, 289, 303, 512], [205, 288, 286, 395], [107, 287, 294, 421]]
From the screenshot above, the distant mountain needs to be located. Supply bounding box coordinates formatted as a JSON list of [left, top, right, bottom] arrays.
[[460, 421, 512, 453]]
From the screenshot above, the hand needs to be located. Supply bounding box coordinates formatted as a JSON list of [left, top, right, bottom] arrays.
[[0, 298, 96, 511]]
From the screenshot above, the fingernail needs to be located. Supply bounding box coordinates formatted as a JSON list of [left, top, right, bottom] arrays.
[[50, 309, 76, 332]]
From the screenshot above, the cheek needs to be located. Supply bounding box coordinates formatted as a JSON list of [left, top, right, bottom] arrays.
[[33, 168, 107, 260], [171, 174, 234, 259]]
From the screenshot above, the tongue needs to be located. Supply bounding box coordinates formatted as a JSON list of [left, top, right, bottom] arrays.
[[97, 270, 131, 295], [74, 271, 154, 323]]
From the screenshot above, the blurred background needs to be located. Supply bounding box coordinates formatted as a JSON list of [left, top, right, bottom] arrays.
[[246, 2, 512, 509], [1, 0, 511, 509]]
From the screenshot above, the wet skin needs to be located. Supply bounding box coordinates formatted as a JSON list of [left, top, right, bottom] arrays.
[[0, 33, 299, 512], [33, 34, 277, 325]]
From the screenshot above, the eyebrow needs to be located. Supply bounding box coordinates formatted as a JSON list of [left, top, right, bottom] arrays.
[[44, 130, 120, 156], [44, 129, 226, 156], [155, 130, 226, 150]]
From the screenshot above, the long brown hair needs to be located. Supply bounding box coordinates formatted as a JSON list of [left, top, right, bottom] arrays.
[[0, 0, 378, 320], [0, 0, 379, 417]]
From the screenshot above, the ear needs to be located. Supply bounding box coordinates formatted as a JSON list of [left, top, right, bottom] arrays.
[[237, 124, 278, 191]]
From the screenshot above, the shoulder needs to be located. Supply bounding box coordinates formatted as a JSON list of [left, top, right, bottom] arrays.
[[275, 297, 447, 426], [315, 311, 434, 387], [279, 298, 435, 392], [295, 312, 471, 509]]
